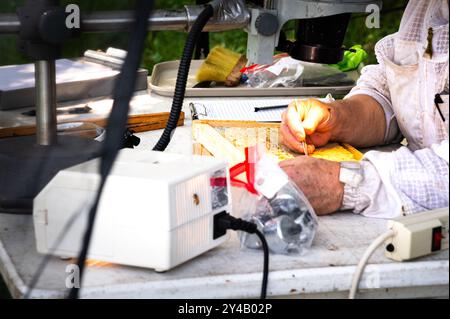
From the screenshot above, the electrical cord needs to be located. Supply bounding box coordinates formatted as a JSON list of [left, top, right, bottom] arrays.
[[216, 214, 270, 299], [348, 229, 395, 299], [68, 0, 154, 299], [254, 230, 269, 299]]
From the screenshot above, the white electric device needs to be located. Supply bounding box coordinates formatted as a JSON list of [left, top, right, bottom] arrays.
[[385, 208, 449, 261], [33, 149, 232, 272]]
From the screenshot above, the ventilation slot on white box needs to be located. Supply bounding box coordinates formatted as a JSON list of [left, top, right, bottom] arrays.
[[175, 174, 210, 225]]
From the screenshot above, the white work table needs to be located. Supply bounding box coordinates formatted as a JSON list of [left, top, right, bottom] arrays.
[[0, 91, 448, 299]]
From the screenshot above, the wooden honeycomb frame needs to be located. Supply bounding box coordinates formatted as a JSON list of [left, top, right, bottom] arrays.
[[192, 120, 363, 165]]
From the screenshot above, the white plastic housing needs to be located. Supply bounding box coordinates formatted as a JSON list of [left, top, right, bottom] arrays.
[[385, 208, 449, 262], [33, 149, 231, 272]]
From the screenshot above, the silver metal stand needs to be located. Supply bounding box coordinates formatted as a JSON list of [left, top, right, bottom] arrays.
[[34, 60, 57, 146], [0, 8, 250, 34]]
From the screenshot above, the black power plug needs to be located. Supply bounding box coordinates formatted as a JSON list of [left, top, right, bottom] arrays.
[[213, 211, 229, 240]]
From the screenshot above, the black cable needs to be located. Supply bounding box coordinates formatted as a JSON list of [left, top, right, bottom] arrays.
[[254, 230, 269, 299], [216, 214, 270, 299], [152, 4, 214, 151], [68, 0, 154, 299]]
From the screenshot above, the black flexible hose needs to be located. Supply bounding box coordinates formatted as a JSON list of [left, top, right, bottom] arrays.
[[153, 4, 214, 151]]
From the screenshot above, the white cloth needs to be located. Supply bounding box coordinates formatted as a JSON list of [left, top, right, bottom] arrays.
[[342, 0, 449, 218]]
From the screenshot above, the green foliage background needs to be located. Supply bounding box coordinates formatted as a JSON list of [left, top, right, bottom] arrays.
[[1, 0, 407, 69]]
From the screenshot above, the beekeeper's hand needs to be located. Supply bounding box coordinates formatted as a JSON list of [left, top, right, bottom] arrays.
[[279, 156, 343, 215], [280, 98, 335, 154], [280, 95, 388, 153]]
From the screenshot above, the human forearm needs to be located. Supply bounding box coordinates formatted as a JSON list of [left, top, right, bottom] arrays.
[[280, 157, 344, 215], [328, 94, 387, 147]]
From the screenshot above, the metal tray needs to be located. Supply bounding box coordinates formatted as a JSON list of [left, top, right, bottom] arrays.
[[149, 60, 356, 97], [0, 59, 148, 111]]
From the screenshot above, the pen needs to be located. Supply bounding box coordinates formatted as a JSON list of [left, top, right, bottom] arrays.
[[21, 105, 92, 117], [254, 104, 288, 112]]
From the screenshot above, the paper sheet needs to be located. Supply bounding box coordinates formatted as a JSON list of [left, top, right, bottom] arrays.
[[191, 95, 334, 122], [191, 97, 294, 122]]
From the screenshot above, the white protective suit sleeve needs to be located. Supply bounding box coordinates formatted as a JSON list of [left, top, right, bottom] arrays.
[[343, 140, 449, 218], [345, 44, 404, 144], [339, 0, 449, 218]]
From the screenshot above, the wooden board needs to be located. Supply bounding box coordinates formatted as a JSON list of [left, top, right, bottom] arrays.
[[192, 119, 363, 164], [0, 112, 184, 139], [0, 92, 185, 139]]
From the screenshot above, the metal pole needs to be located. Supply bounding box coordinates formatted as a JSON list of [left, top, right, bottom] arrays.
[[0, 13, 21, 34], [0, 9, 250, 34], [35, 60, 57, 146], [81, 10, 188, 32], [0, 11, 191, 34], [76, 9, 250, 32]]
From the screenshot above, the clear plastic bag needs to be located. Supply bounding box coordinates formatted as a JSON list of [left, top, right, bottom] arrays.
[[243, 54, 355, 88], [231, 150, 318, 255], [244, 55, 304, 88]]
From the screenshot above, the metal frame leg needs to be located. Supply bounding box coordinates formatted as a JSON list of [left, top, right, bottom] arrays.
[[34, 60, 57, 146]]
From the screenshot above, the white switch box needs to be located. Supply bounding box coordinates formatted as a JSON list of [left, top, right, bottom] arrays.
[[385, 208, 449, 261]]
